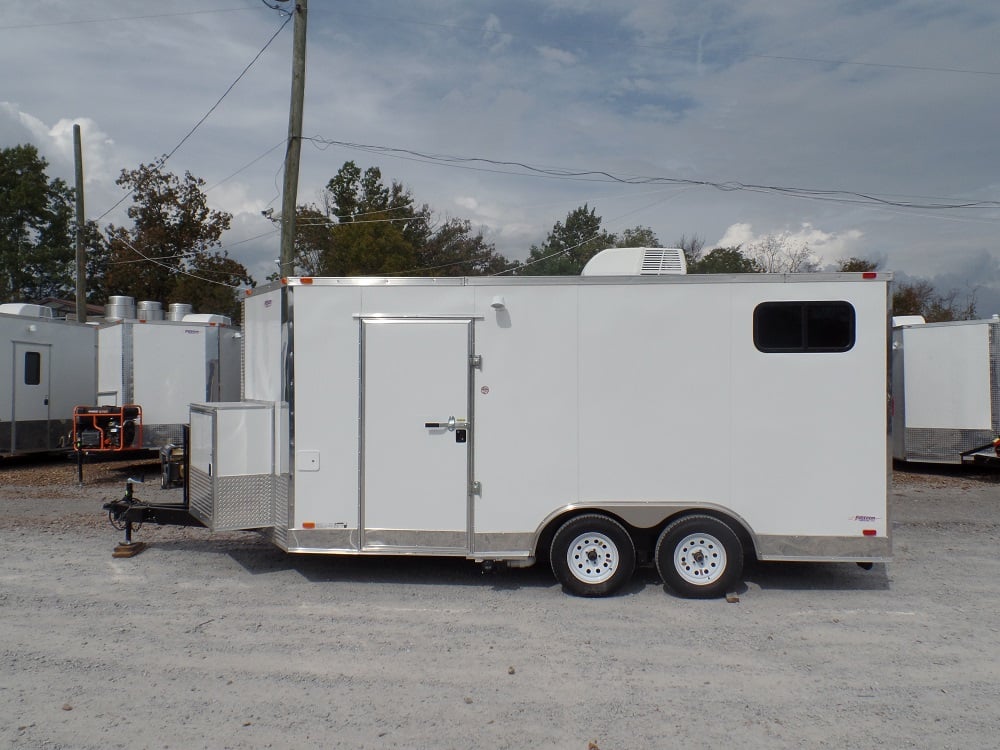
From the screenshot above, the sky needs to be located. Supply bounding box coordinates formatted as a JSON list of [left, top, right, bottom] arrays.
[[2, 1, 1000, 313]]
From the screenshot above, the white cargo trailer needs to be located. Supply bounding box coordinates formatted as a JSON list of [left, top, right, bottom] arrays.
[[93, 308, 241, 449], [1, 303, 97, 456], [127, 257, 892, 598], [891, 316, 1000, 463]]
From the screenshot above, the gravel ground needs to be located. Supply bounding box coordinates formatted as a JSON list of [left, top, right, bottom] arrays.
[[1, 455, 999, 749]]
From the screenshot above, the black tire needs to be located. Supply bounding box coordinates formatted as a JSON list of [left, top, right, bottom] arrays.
[[550, 514, 636, 597], [655, 514, 743, 599]]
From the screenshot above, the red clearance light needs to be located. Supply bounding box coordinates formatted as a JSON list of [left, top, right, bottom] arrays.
[[863, 529, 877, 536], [302, 521, 316, 529], [300, 277, 314, 284], [862, 272, 877, 279], [245, 289, 253, 296]]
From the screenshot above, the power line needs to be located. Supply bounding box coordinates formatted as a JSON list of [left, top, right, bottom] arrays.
[[302, 136, 1000, 212], [206, 140, 287, 193], [112, 237, 247, 288], [94, 13, 292, 223], [750, 53, 1000, 78], [108, 228, 279, 265], [0, 6, 262, 31]]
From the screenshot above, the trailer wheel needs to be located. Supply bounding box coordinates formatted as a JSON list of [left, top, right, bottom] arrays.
[[550, 514, 636, 597], [655, 515, 743, 599]]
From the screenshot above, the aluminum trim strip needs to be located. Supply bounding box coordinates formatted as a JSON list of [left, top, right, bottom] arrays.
[[275, 273, 892, 288], [353, 314, 484, 321], [362, 529, 467, 550], [757, 534, 891, 561], [990, 324, 1000, 435]]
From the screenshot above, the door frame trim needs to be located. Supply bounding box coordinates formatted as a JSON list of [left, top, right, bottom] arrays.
[[357, 316, 476, 552]]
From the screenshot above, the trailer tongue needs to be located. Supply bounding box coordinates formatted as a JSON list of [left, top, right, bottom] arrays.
[[103, 477, 204, 557]]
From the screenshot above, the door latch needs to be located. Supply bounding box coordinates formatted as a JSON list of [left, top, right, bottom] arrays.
[[424, 416, 469, 431]]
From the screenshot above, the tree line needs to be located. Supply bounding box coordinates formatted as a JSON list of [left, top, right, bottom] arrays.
[[0, 143, 976, 322]]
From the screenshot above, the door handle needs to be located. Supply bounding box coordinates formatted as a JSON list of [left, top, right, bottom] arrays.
[[424, 416, 468, 431]]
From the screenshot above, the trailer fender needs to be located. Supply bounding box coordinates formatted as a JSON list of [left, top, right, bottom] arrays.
[[531, 502, 761, 563]]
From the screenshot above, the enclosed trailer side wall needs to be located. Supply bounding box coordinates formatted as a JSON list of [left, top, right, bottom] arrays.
[[2, 316, 97, 455], [275, 276, 888, 561]]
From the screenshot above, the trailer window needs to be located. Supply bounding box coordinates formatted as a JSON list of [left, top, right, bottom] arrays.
[[753, 301, 856, 352], [24, 351, 42, 385]]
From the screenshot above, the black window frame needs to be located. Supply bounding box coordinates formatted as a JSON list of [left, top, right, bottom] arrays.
[[24, 351, 42, 385], [753, 301, 856, 353]]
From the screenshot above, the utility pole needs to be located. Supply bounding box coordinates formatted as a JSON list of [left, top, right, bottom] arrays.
[[279, 0, 307, 277], [73, 124, 87, 322]]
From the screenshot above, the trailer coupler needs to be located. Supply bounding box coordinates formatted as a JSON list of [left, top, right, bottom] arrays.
[[103, 478, 204, 558]]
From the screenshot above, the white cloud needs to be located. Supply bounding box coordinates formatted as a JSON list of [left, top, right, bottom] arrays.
[[716, 222, 865, 266], [536, 45, 578, 66], [2, 1, 998, 295], [482, 14, 512, 53]]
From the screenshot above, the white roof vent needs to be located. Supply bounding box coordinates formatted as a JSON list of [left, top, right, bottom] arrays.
[[182, 313, 232, 327], [581, 247, 687, 276], [0, 303, 55, 318], [892, 315, 926, 328]]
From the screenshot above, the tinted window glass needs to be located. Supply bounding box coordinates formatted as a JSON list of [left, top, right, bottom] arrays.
[[754, 302, 855, 352], [806, 303, 855, 350], [24, 351, 41, 385]]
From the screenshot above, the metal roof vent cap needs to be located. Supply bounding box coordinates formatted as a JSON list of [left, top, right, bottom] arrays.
[[105, 295, 137, 321], [137, 300, 164, 321], [168, 303, 193, 321]]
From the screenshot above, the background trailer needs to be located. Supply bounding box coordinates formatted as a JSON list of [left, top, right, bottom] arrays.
[[892, 316, 1000, 463], [172, 260, 891, 598], [94, 309, 241, 449], [1, 303, 97, 456]]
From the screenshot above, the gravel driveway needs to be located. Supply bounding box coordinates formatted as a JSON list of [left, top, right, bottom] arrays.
[[1, 456, 999, 749]]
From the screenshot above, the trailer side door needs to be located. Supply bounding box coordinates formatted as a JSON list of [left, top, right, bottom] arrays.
[[12, 342, 51, 451], [360, 318, 473, 552]]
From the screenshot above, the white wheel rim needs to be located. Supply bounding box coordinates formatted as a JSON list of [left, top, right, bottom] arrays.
[[566, 531, 620, 585], [673, 532, 727, 586]]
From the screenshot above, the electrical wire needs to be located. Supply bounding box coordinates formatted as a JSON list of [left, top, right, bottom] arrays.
[[0, 6, 263, 31], [303, 136, 1000, 211], [94, 13, 292, 223], [206, 140, 287, 193], [111, 236, 248, 289], [107, 229, 279, 265]]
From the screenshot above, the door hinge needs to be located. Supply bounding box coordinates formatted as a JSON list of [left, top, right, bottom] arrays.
[[471, 481, 482, 496], [470, 354, 482, 370]]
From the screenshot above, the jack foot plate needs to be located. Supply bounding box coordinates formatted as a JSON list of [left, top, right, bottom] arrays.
[[112, 542, 148, 558]]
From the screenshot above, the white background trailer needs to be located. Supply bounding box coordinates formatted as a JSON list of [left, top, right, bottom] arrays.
[[1, 305, 96, 456], [97, 317, 241, 448], [892, 317, 1000, 463], [188, 269, 891, 597]]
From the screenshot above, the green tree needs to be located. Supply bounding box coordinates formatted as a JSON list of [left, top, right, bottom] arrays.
[[519, 204, 615, 275], [415, 218, 515, 276], [0, 144, 75, 302], [295, 161, 422, 276], [837, 257, 879, 272], [688, 246, 762, 273], [616, 226, 661, 249], [893, 280, 976, 323], [102, 162, 251, 320], [676, 234, 706, 267], [294, 161, 514, 277]]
